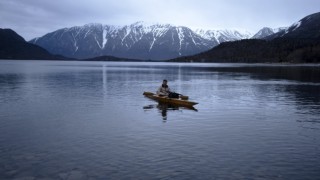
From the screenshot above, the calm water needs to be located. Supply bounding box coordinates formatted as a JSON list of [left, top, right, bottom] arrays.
[[0, 60, 320, 179]]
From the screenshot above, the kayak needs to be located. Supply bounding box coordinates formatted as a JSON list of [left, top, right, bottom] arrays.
[[143, 92, 198, 107]]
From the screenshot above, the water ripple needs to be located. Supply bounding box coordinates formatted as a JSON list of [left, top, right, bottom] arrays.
[[0, 60, 320, 179]]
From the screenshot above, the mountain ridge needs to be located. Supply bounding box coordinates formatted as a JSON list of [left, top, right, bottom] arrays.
[[169, 12, 320, 63], [251, 27, 287, 39], [266, 12, 320, 40], [29, 22, 255, 60]]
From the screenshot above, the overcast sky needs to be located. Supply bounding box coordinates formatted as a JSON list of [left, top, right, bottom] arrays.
[[1, 0, 319, 40]]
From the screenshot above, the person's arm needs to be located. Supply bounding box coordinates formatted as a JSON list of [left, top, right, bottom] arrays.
[[156, 86, 162, 95]]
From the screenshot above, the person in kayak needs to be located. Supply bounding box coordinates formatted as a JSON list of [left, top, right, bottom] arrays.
[[157, 79, 171, 96]]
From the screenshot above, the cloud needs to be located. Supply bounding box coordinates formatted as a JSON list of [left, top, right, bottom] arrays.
[[1, 0, 319, 40]]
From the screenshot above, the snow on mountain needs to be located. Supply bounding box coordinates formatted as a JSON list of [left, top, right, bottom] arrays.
[[251, 27, 287, 39], [265, 12, 320, 40], [30, 22, 256, 60], [194, 29, 252, 43], [290, 21, 302, 31], [278, 20, 304, 37], [30, 22, 219, 60]]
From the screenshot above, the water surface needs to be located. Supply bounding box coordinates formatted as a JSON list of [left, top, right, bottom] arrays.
[[0, 60, 320, 179]]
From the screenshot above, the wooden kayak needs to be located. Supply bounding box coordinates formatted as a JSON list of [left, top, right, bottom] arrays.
[[143, 92, 198, 107]]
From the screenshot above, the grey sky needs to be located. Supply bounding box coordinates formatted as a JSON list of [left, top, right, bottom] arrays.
[[0, 0, 319, 40]]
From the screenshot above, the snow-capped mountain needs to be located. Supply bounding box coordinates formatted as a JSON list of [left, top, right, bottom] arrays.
[[251, 27, 287, 39], [194, 29, 252, 43], [30, 22, 257, 60], [30, 22, 219, 60]]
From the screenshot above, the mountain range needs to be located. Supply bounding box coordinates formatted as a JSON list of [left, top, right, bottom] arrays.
[[29, 22, 254, 60], [171, 12, 320, 63], [1, 12, 320, 62]]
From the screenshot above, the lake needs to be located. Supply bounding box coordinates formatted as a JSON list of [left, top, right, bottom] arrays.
[[0, 60, 320, 179]]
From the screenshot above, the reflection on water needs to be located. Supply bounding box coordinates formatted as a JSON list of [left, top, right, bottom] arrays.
[[143, 103, 197, 121], [0, 60, 320, 179]]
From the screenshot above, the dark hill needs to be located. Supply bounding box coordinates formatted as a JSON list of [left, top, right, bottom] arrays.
[[171, 38, 320, 63], [0, 28, 68, 60]]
